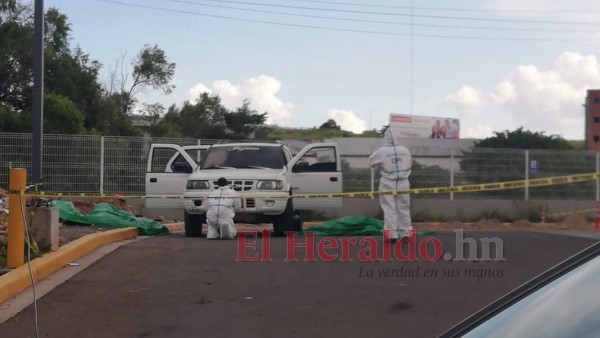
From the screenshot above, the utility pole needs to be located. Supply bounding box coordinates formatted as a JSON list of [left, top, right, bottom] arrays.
[[409, 0, 414, 115], [32, 0, 44, 184]]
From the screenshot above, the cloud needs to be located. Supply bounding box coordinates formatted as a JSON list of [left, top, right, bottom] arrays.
[[444, 85, 485, 116], [465, 125, 494, 139], [327, 109, 366, 133], [445, 52, 600, 139], [187, 83, 212, 101], [187, 75, 293, 124], [492, 52, 600, 135]]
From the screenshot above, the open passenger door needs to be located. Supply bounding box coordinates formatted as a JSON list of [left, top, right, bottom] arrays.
[[145, 144, 206, 209], [287, 143, 343, 210]]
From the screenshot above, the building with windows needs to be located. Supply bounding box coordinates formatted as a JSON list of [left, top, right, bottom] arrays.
[[585, 89, 600, 151]]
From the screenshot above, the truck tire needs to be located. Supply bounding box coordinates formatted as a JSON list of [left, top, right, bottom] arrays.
[[185, 211, 205, 237], [273, 199, 294, 237], [293, 210, 304, 232]]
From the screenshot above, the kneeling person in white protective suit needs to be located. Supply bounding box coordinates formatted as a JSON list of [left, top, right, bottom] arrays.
[[207, 177, 241, 239], [368, 127, 413, 240]]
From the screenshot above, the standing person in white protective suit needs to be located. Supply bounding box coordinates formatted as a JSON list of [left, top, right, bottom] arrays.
[[369, 127, 413, 240], [207, 177, 241, 239]]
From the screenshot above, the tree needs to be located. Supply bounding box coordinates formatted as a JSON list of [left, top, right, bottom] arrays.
[[0, 2, 130, 135], [0, 0, 17, 13], [139, 102, 182, 138], [166, 93, 228, 139], [224, 99, 267, 139], [90, 92, 141, 136], [0, 1, 179, 138], [147, 120, 181, 138], [142, 102, 165, 121], [473, 127, 572, 150], [459, 127, 584, 198], [360, 129, 380, 137], [118, 45, 176, 115], [43, 93, 85, 134], [0, 2, 33, 111], [44, 7, 70, 54], [319, 119, 340, 130], [0, 105, 26, 131], [46, 46, 103, 114]]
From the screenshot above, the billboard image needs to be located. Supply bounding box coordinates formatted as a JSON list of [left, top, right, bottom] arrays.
[[389, 114, 460, 139]]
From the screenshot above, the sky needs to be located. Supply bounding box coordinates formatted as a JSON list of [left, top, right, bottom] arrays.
[[42, 0, 600, 139]]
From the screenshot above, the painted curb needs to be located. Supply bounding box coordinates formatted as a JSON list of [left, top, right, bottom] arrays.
[[165, 222, 183, 232], [0, 227, 138, 305]]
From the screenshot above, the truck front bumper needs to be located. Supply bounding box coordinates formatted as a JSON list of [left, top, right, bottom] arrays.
[[183, 191, 289, 216]]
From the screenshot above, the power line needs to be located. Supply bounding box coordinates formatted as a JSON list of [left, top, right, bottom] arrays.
[[193, 0, 600, 26], [95, 0, 600, 41], [288, 0, 600, 14], [409, 0, 413, 115], [97, 0, 399, 35], [162, 0, 600, 33]]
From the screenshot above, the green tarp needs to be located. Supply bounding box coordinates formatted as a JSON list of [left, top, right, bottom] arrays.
[[52, 200, 169, 236], [304, 216, 436, 236]]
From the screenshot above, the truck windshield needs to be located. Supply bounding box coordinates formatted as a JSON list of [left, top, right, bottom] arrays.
[[201, 146, 286, 169]]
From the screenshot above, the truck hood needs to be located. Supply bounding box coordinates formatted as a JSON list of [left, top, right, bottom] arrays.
[[189, 168, 285, 181]]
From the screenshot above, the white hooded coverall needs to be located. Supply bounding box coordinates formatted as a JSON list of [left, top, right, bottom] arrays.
[[207, 186, 241, 239], [368, 128, 413, 239]]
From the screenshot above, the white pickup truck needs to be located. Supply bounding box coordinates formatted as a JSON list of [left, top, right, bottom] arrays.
[[145, 141, 343, 237]]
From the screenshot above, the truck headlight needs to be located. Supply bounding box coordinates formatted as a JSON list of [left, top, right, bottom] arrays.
[[186, 180, 210, 189], [257, 180, 283, 190]]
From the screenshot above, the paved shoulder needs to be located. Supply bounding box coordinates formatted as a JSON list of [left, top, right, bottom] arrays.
[[0, 231, 596, 338]]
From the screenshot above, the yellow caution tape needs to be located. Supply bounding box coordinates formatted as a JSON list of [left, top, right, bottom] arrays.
[[18, 172, 600, 200]]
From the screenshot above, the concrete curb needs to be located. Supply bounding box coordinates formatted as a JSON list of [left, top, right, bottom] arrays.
[[0, 227, 138, 305], [165, 222, 183, 232]]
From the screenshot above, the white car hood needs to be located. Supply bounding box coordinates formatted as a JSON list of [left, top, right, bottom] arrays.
[[189, 168, 285, 181]]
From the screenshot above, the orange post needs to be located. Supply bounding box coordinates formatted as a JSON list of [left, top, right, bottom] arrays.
[[7, 168, 26, 268]]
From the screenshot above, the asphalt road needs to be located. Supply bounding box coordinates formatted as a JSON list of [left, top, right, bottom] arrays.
[[1, 230, 597, 338]]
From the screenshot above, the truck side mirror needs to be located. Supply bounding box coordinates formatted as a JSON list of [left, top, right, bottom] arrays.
[[173, 162, 193, 173]]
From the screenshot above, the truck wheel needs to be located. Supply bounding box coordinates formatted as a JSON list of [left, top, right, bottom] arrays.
[[293, 210, 304, 232], [185, 211, 205, 237], [273, 199, 294, 237]]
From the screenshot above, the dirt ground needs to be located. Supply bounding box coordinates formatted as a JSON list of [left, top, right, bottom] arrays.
[[412, 214, 596, 231]]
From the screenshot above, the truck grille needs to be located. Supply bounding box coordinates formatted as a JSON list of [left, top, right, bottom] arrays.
[[213, 180, 255, 192], [245, 198, 255, 208]]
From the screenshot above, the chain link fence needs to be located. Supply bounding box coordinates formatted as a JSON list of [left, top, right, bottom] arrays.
[[1, 133, 597, 200], [341, 148, 598, 200], [0, 133, 216, 194]]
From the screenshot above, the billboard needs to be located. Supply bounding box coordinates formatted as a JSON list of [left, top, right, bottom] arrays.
[[389, 114, 460, 139]]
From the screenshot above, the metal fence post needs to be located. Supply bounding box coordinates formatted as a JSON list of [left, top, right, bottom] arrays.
[[525, 149, 529, 201], [596, 152, 600, 202], [450, 148, 455, 201], [100, 136, 104, 194], [197, 139, 202, 162], [370, 167, 375, 200]]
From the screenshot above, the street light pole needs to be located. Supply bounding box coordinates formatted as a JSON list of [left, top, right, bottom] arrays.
[[32, 0, 44, 184]]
